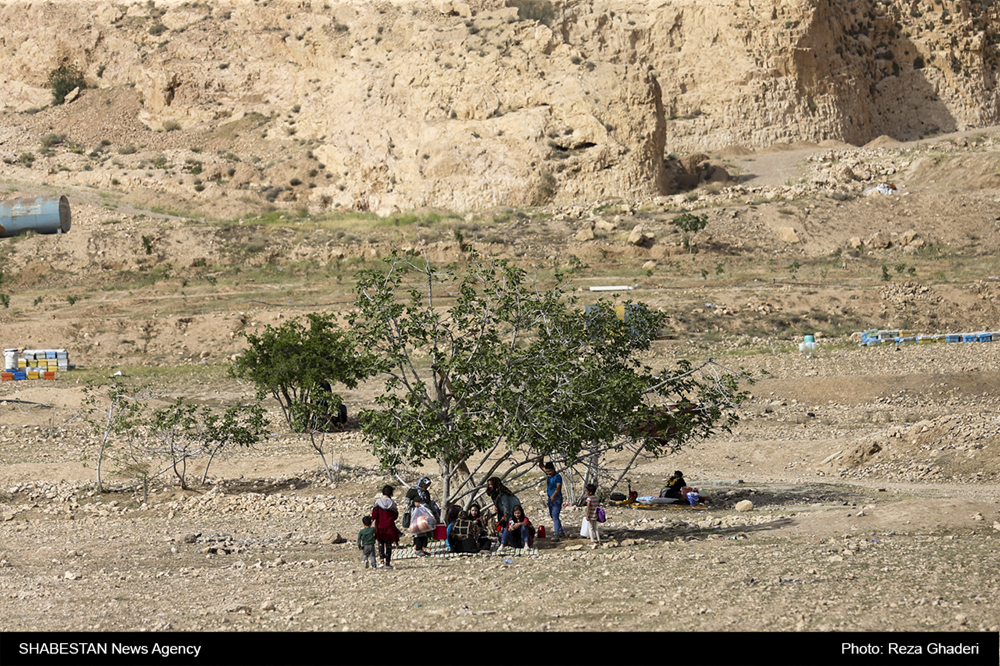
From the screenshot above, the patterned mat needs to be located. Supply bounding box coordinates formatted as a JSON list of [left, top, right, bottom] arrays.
[[390, 541, 538, 560]]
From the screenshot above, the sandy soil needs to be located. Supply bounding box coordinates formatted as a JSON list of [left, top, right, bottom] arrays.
[[1, 120, 1000, 656]]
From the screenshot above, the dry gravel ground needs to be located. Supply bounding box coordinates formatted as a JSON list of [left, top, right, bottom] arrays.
[[2, 116, 1000, 661], [1, 341, 999, 651]]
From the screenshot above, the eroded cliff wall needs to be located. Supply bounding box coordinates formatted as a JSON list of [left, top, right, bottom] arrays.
[[0, 0, 997, 212]]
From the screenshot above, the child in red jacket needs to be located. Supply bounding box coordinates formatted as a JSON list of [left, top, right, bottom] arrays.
[[371, 485, 401, 569]]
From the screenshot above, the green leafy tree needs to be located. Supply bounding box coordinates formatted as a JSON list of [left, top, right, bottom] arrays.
[[231, 313, 373, 481], [350, 252, 750, 510], [672, 212, 709, 253], [82, 378, 268, 497], [146, 398, 268, 489], [82, 377, 153, 494]]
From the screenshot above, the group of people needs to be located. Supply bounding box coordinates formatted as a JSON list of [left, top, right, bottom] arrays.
[[357, 461, 605, 568]]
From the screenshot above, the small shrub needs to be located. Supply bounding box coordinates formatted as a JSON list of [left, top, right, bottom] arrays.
[[0, 294, 9, 308], [67, 295, 79, 305], [149, 23, 168, 36], [40, 133, 66, 148], [163, 120, 181, 132], [535, 170, 557, 204], [508, 0, 556, 25], [47, 65, 85, 105]]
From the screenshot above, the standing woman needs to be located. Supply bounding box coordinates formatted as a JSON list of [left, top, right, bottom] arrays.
[[405, 477, 438, 557]]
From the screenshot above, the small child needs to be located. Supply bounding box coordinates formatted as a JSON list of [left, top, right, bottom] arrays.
[[358, 516, 377, 569], [585, 483, 601, 545]]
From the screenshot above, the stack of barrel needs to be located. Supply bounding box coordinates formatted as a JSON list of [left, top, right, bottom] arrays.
[[2, 348, 68, 380]]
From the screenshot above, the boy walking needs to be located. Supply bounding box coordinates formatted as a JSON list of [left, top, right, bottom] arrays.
[[358, 516, 378, 569]]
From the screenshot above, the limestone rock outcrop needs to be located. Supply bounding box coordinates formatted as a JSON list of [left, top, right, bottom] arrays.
[[1, 0, 998, 213]]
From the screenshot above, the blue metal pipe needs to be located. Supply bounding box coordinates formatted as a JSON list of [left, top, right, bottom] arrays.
[[0, 196, 71, 238]]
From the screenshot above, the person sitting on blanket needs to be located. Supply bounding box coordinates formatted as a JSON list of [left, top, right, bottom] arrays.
[[448, 510, 490, 553], [659, 470, 687, 500], [467, 503, 494, 550], [468, 502, 490, 532], [444, 504, 462, 531], [500, 504, 534, 549]]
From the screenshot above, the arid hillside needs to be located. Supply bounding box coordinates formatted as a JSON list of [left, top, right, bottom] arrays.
[[3, 0, 1000, 213]]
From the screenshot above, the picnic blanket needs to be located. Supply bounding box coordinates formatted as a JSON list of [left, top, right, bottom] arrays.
[[392, 541, 538, 560]]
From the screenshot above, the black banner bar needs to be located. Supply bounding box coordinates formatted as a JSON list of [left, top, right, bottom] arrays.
[[2, 631, 997, 666]]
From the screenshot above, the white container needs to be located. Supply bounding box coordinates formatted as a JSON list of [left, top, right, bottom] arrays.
[[3, 348, 17, 370]]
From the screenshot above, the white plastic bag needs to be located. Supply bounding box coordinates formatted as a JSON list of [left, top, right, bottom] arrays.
[[580, 515, 590, 538], [409, 505, 437, 534]]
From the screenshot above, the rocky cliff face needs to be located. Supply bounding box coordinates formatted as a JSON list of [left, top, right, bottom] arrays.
[[1, 0, 998, 213]]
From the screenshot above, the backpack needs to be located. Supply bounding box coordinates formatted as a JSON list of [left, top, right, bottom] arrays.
[[597, 507, 607, 523]]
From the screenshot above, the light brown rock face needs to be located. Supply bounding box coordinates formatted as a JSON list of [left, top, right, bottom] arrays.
[[1, 0, 999, 213]]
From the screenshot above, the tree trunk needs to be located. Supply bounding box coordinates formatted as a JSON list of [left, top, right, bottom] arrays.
[[438, 456, 452, 517]]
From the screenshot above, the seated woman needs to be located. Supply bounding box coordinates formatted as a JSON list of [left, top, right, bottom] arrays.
[[500, 504, 534, 549], [467, 503, 493, 551], [443, 505, 461, 548], [448, 511, 489, 553], [444, 505, 462, 532], [660, 470, 687, 500]]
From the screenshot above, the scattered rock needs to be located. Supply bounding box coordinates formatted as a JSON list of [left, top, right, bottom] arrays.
[[776, 227, 800, 244], [627, 225, 647, 246]]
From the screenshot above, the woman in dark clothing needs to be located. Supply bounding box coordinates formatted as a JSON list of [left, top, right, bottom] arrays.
[[469, 503, 494, 551], [485, 477, 520, 527], [404, 477, 438, 557], [454, 503, 492, 552], [660, 470, 687, 500]]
